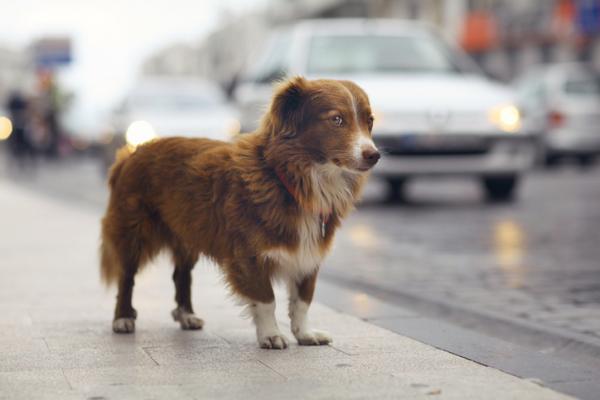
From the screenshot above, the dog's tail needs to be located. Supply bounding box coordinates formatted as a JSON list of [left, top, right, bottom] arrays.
[[108, 146, 131, 189], [100, 146, 131, 286], [100, 235, 120, 286]]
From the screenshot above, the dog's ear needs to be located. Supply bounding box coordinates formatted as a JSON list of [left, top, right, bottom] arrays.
[[269, 76, 308, 138]]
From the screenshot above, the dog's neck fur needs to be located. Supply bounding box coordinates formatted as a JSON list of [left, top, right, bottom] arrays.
[[277, 162, 359, 218], [237, 131, 366, 220]]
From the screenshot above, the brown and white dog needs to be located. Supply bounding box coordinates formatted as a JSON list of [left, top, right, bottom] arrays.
[[100, 77, 380, 349]]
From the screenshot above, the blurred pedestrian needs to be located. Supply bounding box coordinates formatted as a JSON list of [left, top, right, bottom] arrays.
[[6, 90, 35, 168], [37, 71, 62, 158]]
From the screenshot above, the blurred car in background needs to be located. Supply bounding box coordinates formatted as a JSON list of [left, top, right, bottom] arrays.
[[103, 77, 240, 170], [515, 63, 600, 168], [235, 19, 536, 202]]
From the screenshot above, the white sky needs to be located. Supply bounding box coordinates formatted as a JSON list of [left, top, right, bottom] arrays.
[[0, 0, 265, 132]]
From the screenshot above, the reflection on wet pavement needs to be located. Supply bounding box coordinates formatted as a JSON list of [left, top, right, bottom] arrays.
[[348, 224, 382, 250], [493, 219, 525, 289]]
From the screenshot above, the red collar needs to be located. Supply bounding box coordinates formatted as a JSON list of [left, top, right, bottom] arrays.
[[275, 167, 299, 204]]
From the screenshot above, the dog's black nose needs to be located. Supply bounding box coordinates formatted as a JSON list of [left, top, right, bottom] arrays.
[[362, 149, 381, 165]]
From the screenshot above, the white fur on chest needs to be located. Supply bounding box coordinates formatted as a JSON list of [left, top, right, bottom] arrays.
[[264, 212, 324, 280], [263, 163, 357, 280]]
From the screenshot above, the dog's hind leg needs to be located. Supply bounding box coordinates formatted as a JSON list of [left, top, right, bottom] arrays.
[[113, 257, 139, 334], [171, 249, 203, 330]]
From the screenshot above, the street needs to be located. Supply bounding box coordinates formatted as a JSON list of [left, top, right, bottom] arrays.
[[3, 153, 599, 356]]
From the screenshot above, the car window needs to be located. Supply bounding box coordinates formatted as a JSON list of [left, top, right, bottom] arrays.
[[516, 75, 545, 107], [306, 34, 461, 75], [563, 75, 600, 97]]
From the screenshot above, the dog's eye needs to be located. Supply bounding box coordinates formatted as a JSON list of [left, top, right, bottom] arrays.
[[332, 115, 343, 127], [367, 115, 374, 129]]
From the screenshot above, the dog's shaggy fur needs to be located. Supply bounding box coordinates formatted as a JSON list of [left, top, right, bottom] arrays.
[[100, 77, 380, 348]]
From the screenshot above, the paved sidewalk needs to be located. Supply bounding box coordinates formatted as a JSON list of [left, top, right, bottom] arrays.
[[0, 180, 574, 399]]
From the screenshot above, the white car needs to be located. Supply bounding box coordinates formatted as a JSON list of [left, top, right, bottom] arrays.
[[515, 62, 600, 167], [104, 77, 240, 169], [234, 19, 537, 201]]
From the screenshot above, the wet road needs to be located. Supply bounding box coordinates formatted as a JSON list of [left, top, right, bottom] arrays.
[[3, 152, 599, 348]]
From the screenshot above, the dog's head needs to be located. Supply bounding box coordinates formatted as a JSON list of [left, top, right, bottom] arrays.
[[266, 77, 380, 172]]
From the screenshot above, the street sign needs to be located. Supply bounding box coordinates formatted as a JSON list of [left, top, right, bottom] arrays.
[[31, 37, 72, 69]]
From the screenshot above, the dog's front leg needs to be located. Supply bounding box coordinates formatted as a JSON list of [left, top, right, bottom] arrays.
[[227, 260, 288, 349], [250, 301, 287, 349], [288, 269, 332, 345]]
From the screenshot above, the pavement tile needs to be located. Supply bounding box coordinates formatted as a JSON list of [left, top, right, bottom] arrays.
[[0, 337, 48, 355], [259, 349, 473, 382], [52, 346, 158, 369], [79, 384, 195, 400], [0, 369, 71, 395], [0, 345, 158, 373], [142, 343, 258, 366], [0, 388, 81, 400], [330, 335, 458, 358], [0, 348, 59, 373], [44, 327, 227, 352], [179, 377, 426, 400], [63, 362, 285, 388], [0, 306, 32, 325]]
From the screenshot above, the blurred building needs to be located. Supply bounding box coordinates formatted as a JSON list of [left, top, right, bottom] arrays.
[[458, 0, 600, 80], [142, 12, 269, 91], [141, 0, 600, 85], [143, 43, 204, 77]]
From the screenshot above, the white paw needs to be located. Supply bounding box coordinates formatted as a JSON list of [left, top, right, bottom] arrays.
[[171, 308, 204, 330], [295, 329, 332, 346], [113, 318, 135, 333], [258, 334, 289, 350]]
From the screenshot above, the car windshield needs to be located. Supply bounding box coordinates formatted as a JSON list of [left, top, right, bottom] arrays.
[[307, 34, 460, 75]]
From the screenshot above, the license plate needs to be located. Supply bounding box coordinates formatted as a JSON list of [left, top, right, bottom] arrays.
[[401, 134, 485, 151]]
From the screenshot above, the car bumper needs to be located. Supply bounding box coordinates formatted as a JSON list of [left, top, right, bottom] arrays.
[[546, 132, 600, 155], [373, 134, 536, 177]]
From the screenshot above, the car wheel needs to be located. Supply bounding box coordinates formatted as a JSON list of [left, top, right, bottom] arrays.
[[544, 154, 560, 168], [482, 175, 518, 202], [577, 155, 595, 169], [385, 178, 407, 203]]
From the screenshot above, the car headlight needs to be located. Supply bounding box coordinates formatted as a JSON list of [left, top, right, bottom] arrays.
[[0, 116, 13, 141], [125, 120, 157, 150], [489, 105, 521, 133]]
